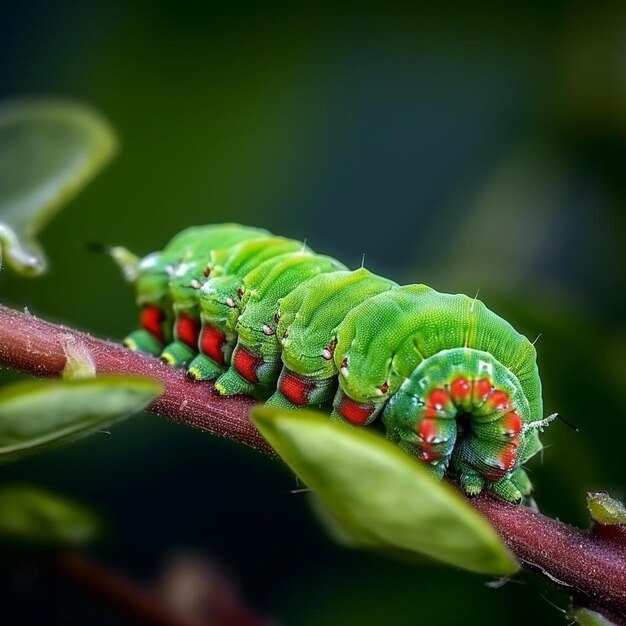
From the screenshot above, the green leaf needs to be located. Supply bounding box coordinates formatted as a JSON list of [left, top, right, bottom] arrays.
[[0, 99, 117, 276], [253, 407, 519, 576], [0, 376, 162, 461], [571, 607, 620, 626], [0, 483, 99, 546], [586, 492, 626, 526]]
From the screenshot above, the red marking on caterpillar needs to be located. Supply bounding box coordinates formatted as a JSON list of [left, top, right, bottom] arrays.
[[418, 449, 442, 463], [482, 445, 518, 481], [473, 378, 492, 402], [279, 369, 317, 405], [233, 346, 263, 383], [177, 314, 201, 348], [140, 306, 165, 342], [428, 388, 450, 411], [200, 325, 226, 365], [500, 445, 518, 473], [419, 417, 438, 443], [417, 418, 444, 462], [503, 411, 523, 436], [450, 376, 471, 401], [489, 390, 510, 411], [337, 396, 376, 425]]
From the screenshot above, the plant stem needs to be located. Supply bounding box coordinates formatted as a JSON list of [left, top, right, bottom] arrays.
[[0, 304, 268, 453], [0, 304, 625, 619], [54, 551, 272, 626]]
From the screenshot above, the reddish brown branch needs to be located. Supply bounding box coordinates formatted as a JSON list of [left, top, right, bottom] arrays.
[[54, 552, 272, 626], [0, 304, 269, 454], [1, 304, 625, 619], [473, 496, 626, 621]]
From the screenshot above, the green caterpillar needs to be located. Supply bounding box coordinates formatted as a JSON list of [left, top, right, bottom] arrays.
[[110, 224, 554, 504]]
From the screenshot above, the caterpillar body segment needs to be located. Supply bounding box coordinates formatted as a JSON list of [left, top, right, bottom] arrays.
[[207, 236, 309, 282], [188, 238, 313, 381], [329, 287, 542, 425], [113, 225, 553, 503], [214, 252, 347, 397], [159, 226, 270, 366], [383, 348, 534, 502], [328, 284, 435, 425], [324, 286, 544, 500], [266, 268, 397, 410], [115, 224, 266, 357]]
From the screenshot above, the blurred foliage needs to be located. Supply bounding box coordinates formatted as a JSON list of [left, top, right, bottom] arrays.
[[0, 484, 99, 547], [0, 99, 116, 275], [586, 492, 626, 526], [0, 100, 159, 557], [571, 606, 620, 626], [0, 376, 162, 462], [2, 0, 625, 624], [254, 407, 518, 575]]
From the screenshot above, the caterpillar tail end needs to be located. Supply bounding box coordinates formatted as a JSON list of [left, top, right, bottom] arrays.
[[161, 341, 196, 367], [123, 330, 163, 356], [187, 354, 224, 381]]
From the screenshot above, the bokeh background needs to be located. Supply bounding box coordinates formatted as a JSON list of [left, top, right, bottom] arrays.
[[2, 1, 625, 624]]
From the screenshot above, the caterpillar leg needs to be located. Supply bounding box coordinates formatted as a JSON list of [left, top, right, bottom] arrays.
[[383, 388, 458, 478], [161, 313, 202, 367], [216, 343, 283, 397], [187, 354, 225, 381], [123, 329, 163, 356], [330, 388, 384, 426], [509, 467, 532, 498], [265, 367, 337, 410], [265, 390, 303, 411], [452, 410, 526, 503], [161, 341, 196, 367], [214, 367, 258, 396], [197, 324, 235, 369], [125, 304, 170, 355]]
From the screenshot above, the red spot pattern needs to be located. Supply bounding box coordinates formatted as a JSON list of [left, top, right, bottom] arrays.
[[233, 346, 263, 383], [419, 449, 442, 463], [338, 396, 375, 425], [473, 378, 492, 402], [503, 411, 523, 437], [279, 370, 316, 405], [428, 388, 450, 410], [500, 445, 518, 472], [450, 376, 471, 402], [200, 325, 226, 365], [489, 390, 510, 411], [419, 418, 438, 443], [140, 306, 164, 342], [177, 314, 201, 348]]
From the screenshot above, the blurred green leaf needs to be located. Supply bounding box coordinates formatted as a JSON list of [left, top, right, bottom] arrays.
[[0, 376, 162, 461], [586, 492, 626, 526], [0, 483, 99, 546], [0, 99, 117, 276], [571, 606, 620, 626], [253, 407, 519, 575]]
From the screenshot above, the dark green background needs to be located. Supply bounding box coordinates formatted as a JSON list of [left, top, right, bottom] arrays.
[[2, 1, 625, 624]]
